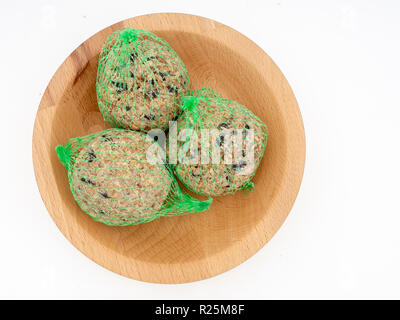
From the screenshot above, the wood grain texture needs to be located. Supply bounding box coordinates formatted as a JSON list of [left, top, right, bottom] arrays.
[[32, 13, 305, 283]]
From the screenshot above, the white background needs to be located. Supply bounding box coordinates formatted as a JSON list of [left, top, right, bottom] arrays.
[[1, 0, 399, 299]]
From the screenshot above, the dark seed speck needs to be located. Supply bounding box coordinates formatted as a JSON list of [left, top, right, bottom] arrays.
[[102, 134, 113, 142], [159, 72, 169, 81], [232, 160, 247, 172], [111, 81, 127, 91], [144, 114, 156, 121], [191, 172, 202, 177], [218, 123, 230, 130], [80, 177, 96, 186], [243, 124, 251, 138], [130, 52, 138, 62], [99, 192, 111, 199], [144, 89, 159, 100], [167, 85, 178, 95], [216, 134, 225, 146], [87, 151, 96, 162]]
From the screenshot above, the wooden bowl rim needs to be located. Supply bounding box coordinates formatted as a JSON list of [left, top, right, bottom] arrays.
[[32, 13, 306, 283]]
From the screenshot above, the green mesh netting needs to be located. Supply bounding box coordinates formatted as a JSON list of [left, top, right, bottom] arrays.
[[169, 88, 268, 197], [56, 128, 212, 226], [96, 27, 190, 132]]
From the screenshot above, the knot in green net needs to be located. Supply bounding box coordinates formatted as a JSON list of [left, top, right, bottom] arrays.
[[241, 181, 255, 195], [56, 145, 71, 171], [180, 95, 201, 125], [118, 27, 139, 44], [181, 95, 199, 112]]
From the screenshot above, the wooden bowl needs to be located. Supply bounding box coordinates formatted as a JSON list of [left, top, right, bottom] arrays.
[[33, 13, 305, 283]]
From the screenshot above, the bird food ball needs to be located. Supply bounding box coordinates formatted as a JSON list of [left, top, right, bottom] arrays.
[[56, 129, 212, 226], [170, 89, 268, 197], [96, 28, 190, 132]]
